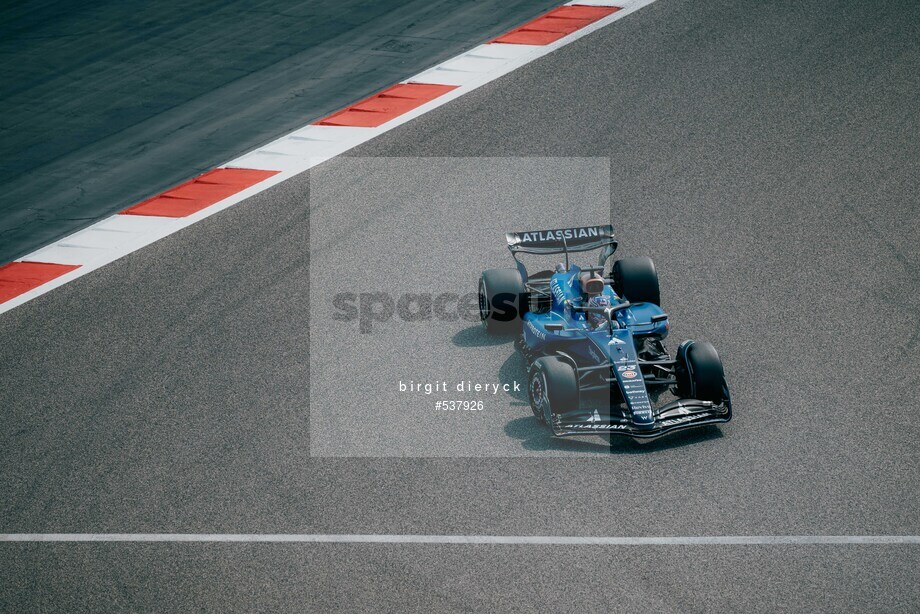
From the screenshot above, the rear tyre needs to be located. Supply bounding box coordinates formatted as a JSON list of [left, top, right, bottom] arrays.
[[611, 257, 660, 306], [479, 268, 526, 335], [675, 340, 725, 404], [528, 356, 579, 427]]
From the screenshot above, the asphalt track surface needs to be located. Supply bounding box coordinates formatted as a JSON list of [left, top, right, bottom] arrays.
[[2, 0, 919, 611]]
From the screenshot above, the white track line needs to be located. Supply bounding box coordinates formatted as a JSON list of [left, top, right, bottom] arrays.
[[1, 534, 917, 544]]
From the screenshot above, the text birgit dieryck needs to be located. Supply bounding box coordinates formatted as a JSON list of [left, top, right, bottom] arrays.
[[398, 380, 522, 395]]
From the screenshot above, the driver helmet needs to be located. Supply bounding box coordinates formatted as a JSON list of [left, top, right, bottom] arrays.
[[580, 272, 605, 296], [580, 273, 610, 328]]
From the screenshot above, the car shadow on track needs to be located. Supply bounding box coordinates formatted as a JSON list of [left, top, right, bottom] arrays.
[[504, 416, 611, 454], [608, 425, 724, 454], [452, 324, 515, 347], [497, 351, 529, 403]]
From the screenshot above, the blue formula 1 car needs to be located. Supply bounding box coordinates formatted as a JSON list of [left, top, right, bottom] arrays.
[[477, 224, 732, 440]]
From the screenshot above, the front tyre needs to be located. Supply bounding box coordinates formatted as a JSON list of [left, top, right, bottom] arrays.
[[675, 340, 725, 404], [611, 257, 661, 306], [528, 356, 579, 428], [479, 268, 526, 335]]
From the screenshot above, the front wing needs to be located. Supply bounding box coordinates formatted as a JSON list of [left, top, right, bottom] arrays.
[[551, 395, 732, 439]]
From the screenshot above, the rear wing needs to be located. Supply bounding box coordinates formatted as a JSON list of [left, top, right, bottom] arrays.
[[506, 225, 617, 271]]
